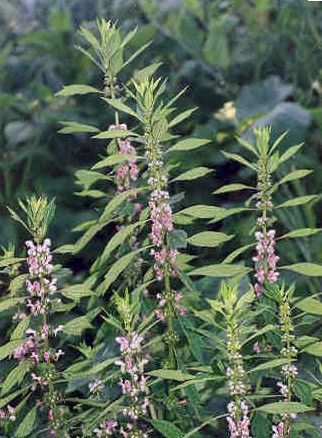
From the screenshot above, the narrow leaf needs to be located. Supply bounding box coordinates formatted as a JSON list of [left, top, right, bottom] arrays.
[[189, 264, 250, 277], [213, 183, 254, 194], [258, 402, 311, 415], [56, 84, 100, 97], [280, 263, 322, 276], [59, 121, 99, 134], [173, 167, 213, 182], [279, 228, 322, 239], [167, 138, 210, 153], [169, 108, 197, 128], [222, 151, 256, 170], [148, 369, 194, 381], [188, 232, 233, 247], [93, 130, 138, 139]]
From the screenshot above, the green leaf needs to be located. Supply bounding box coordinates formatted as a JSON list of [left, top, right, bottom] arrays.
[[151, 419, 183, 438], [97, 249, 145, 295], [168, 229, 188, 249], [189, 264, 250, 277], [2, 362, 29, 395], [276, 169, 313, 187], [251, 413, 270, 438], [75, 169, 106, 190], [280, 228, 322, 239], [0, 340, 23, 361], [103, 98, 138, 118], [276, 195, 318, 209], [93, 130, 138, 139], [279, 143, 303, 164], [92, 154, 132, 170], [74, 220, 110, 253], [295, 297, 322, 315], [58, 121, 99, 134], [177, 205, 224, 219], [280, 263, 322, 276], [293, 379, 313, 405], [223, 244, 254, 263], [63, 312, 97, 336], [99, 222, 143, 266], [148, 369, 195, 381], [250, 358, 289, 373], [258, 402, 311, 415], [167, 138, 210, 153], [208, 207, 251, 224], [11, 317, 30, 340], [301, 341, 322, 356], [56, 84, 100, 96], [15, 405, 37, 437], [213, 183, 254, 194], [222, 151, 256, 170], [172, 167, 213, 182], [0, 298, 22, 312], [169, 108, 197, 128], [61, 285, 95, 301], [188, 232, 233, 247], [100, 188, 143, 221], [0, 258, 24, 268]]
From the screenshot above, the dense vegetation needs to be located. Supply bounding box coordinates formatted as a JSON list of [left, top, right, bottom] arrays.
[[0, 1, 322, 437]]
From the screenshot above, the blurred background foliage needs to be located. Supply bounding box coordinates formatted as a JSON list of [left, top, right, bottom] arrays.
[[0, 0, 322, 280]]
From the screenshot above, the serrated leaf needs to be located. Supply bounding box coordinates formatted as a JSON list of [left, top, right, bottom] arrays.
[[279, 143, 303, 164], [302, 341, 322, 356], [148, 369, 194, 381], [280, 263, 322, 276], [188, 232, 233, 247], [56, 84, 100, 96], [100, 188, 143, 221], [92, 154, 132, 170], [0, 258, 24, 268], [59, 121, 99, 134], [295, 297, 322, 315], [280, 228, 322, 239], [103, 98, 138, 118], [11, 317, 30, 340], [74, 221, 110, 253], [167, 138, 210, 153], [258, 402, 311, 415], [250, 358, 289, 373], [63, 311, 97, 336], [2, 362, 29, 395], [0, 298, 22, 312], [61, 285, 95, 301], [223, 243, 254, 263], [151, 419, 183, 438], [189, 264, 250, 277], [213, 184, 254, 194], [99, 222, 143, 266], [208, 207, 251, 224], [93, 130, 138, 139], [177, 205, 224, 219], [169, 108, 197, 128], [222, 151, 256, 170], [276, 195, 318, 209], [0, 340, 23, 361], [173, 167, 213, 182], [276, 169, 312, 187], [97, 248, 145, 296], [15, 405, 37, 437], [168, 229, 187, 249]]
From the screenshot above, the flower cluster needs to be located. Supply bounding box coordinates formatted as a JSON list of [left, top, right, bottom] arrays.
[[114, 332, 149, 437], [0, 405, 15, 423], [155, 290, 186, 321], [271, 294, 298, 436], [12, 238, 65, 433], [253, 229, 279, 297], [227, 400, 252, 438], [109, 124, 139, 194], [94, 420, 118, 437], [272, 422, 289, 438], [226, 319, 251, 437]]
